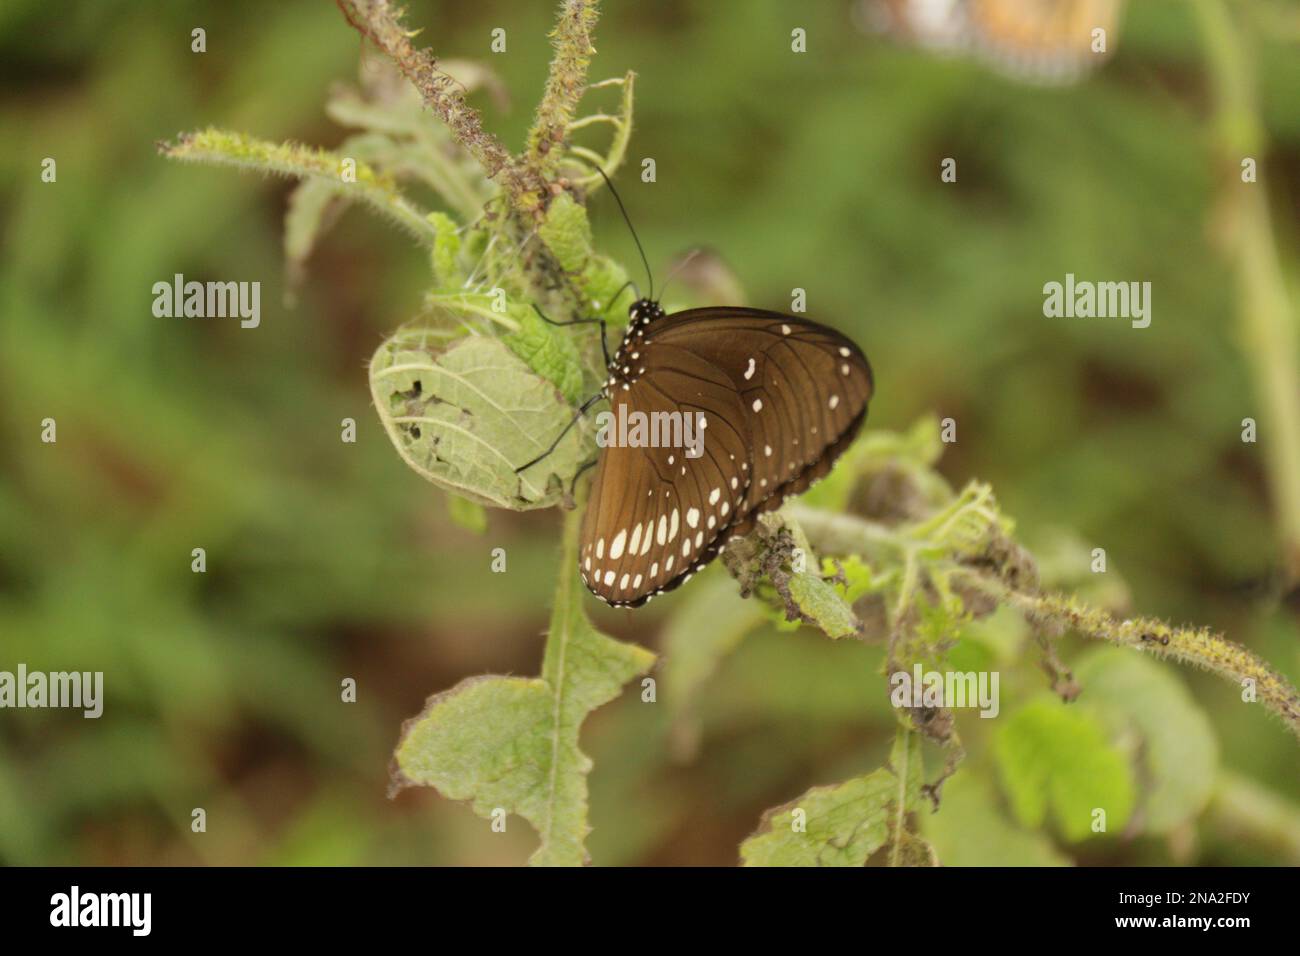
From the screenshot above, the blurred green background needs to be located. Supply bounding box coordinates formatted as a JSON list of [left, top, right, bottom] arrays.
[[1, 0, 1297, 866]]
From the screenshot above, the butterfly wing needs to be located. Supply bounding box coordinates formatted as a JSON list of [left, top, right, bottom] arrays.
[[968, 0, 1119, 79], [581, 342, 753, 607], [649, 307, 873, 529], [867, 0, 1120, 84]]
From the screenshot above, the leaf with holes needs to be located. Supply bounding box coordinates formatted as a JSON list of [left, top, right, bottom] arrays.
[[369, 328, 592, 510]]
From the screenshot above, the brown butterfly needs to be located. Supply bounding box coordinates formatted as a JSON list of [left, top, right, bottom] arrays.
[[518, 177, 873, 607]]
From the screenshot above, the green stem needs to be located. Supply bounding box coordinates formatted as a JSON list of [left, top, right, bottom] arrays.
[[1192, 0, 1300, 583], [336, 0, 543, 210], [525, 0, 601, 182], [786, 501, 1300, 743], [954, 572, 1300, 743], [160, 128, 438, 244], [783, 503, 905, 561], [888, 726, 912, 867], [1208, 770, 1300, 863]]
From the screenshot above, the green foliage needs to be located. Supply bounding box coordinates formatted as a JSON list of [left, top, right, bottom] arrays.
[[993, 697, 1136, 842], [740, 731, 932, 866], [922, 773, 1069, 867], [1074, 648, 1219, 834], [660, 569, 768, 747], [786, 573, 859, 639], [501, 306, 587, 407], [369, 330, 588, 509], [445, 494, 488, 534], [159, 127, 436, 242], [393, 510, 655, 865], [13, 0, 1286, 868]]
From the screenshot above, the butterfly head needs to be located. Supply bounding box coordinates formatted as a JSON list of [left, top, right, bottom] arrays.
[[628, 298, 665, 326]]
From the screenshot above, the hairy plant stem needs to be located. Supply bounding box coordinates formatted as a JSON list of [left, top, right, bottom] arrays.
[[787, 503, 1300, 742], [336, 0, 605, 323], [526, 0, 600, 181], [335, 0, 543, 210]]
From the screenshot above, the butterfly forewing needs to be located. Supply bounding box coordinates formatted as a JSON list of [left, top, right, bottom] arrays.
[[652, 307, 873, 517]]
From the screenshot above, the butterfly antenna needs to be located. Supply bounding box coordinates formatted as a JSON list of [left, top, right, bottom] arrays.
[[657, 248, 702, 306], [594, 166, 654, 301]]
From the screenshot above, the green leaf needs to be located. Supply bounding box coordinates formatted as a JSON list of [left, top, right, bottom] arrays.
[[160, 127, 436, 242], [392, 509, 655, 865], [787, 572, 859, 638], [445, 493, 487, 533], [741, 731, 928, 866], [661, 569, 768, 751], [283, 179, 341, 295], [1074, 648, 1219, 834], [993, 696, 1135, 842], [536, 194, 636, 326], [502, 306, 587, 406], [922, 772, 1070, 866], [538, 193, 592, 273], [800, 416, 949, 512], [830, 555, 875, 604], [428, 211, 463, 286], [369, 328, 591, 510]]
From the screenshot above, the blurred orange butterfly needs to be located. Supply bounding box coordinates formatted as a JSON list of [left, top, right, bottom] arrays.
[[859, 0, 1124, 84]]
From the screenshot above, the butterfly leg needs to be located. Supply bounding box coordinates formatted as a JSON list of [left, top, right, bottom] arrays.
[[515, 392, 605, 474], [567, 457, 598, 501], [532, 304, 610, 368]]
